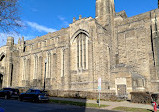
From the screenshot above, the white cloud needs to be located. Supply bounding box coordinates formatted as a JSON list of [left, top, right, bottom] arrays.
[[31, 8, 38, 12], [58, 16, 65, 21], [26, 21, 57, 33], [15, 20, 25, 26], [0, 32, 21, 47], [0, 33, 7, 47], [58, 16, 69, 27], [0, 21, 58, 47], [0, 32, 35, 47]]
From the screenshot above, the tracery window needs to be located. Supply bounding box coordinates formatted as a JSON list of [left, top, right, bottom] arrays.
[[33, 55, 38, 79], [26, 59, 30, 80], [46, 51, 51, 78], [53, 53, 57, 76], [61, 49, 65, 77], [22, 58, 26, 80], [75, 32, 88, 70], [39, 57, 43, 79]]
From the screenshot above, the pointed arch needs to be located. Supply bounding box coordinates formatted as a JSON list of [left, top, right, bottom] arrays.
[[71, 29, 89, 45], [71, 30, 89, 70]]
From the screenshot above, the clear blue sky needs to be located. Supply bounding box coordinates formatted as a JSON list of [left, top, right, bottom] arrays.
[[0, 0, 157, 46]]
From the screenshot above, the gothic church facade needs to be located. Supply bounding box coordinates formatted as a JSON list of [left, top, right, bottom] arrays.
[[0, 0, 159, 97]]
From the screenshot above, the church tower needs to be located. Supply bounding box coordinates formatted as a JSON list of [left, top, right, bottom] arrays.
[[95, 0, 115, 28]]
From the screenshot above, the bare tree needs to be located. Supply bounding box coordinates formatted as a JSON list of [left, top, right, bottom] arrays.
[[0, 0, 21, 33]]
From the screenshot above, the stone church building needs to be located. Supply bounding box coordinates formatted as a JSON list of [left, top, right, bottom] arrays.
[[0, 0, 159, 97]]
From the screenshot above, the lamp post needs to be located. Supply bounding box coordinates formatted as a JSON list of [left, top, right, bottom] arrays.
[[44, 59, 47, 91]]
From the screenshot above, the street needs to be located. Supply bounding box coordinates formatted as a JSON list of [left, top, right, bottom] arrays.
[[0, 99, 118, 112]]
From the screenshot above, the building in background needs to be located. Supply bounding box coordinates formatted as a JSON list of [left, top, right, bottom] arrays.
[[0, 0, 159, 98]]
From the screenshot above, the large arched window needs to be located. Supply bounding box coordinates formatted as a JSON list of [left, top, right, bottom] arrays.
[[46, 51, 51, 78], [33, 55, 38, 79], [27, 59, 30, 80], [39, 56, 43, 80], [52, 53, 57, 77], [23, 58, 26, 80], [75, 32, 88, 70]]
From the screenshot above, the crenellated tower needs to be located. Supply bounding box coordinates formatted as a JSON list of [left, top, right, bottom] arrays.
[[95, 0, 115, 28]]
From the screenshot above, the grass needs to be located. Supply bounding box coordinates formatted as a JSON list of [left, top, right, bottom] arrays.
[[88, 98, 124, 102], [49, 99, 109, 108], [112, 106, 154, 112]]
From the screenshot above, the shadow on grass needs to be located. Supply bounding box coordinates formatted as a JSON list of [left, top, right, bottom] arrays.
[[49, 98, 109, 109], [49, 98, 87, 112]]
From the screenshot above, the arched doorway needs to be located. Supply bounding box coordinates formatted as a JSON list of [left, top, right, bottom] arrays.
[[0, 73, 3, 88]]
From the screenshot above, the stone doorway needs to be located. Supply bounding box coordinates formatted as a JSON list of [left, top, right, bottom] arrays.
[[0, 74, 3, 89], [117, 84, 127, 97]]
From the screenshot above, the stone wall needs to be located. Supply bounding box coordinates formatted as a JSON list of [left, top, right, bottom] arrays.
[[113, 9, 159, 92], [0, 0, 159, 97], [48, 90, 116, 100]]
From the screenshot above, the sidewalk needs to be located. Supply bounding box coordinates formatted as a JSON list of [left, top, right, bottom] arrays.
[[50, 97, 153, 110]]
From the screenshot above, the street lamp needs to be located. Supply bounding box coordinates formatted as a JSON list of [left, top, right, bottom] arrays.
[[44, 59, 47, 91]]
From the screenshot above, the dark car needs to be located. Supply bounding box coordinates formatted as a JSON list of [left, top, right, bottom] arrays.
[[19, 89, 49, 102], [0, 88, 20, 99]]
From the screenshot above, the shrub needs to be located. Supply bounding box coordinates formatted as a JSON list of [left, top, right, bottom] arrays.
[[130, 92, 151, 104]]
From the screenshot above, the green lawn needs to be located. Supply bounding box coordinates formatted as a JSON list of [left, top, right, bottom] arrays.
[[113, 106, 154, 112], [49, 99, 109, 108]]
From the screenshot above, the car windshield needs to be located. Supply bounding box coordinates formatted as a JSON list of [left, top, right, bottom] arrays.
[[34, 90, 40, 94], [26, 89, 41, 93]]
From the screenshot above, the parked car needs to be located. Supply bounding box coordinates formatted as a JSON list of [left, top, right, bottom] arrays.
[[0, 88, 20, 99], [19, 89, 49, 102]]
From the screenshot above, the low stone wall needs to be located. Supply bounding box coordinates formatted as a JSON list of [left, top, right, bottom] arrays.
[[48, 90, 116, 100], [16, 87, 116, 100]]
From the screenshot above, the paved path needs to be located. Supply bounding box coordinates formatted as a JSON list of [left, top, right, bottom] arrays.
[[50, 97, 153, 110]]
